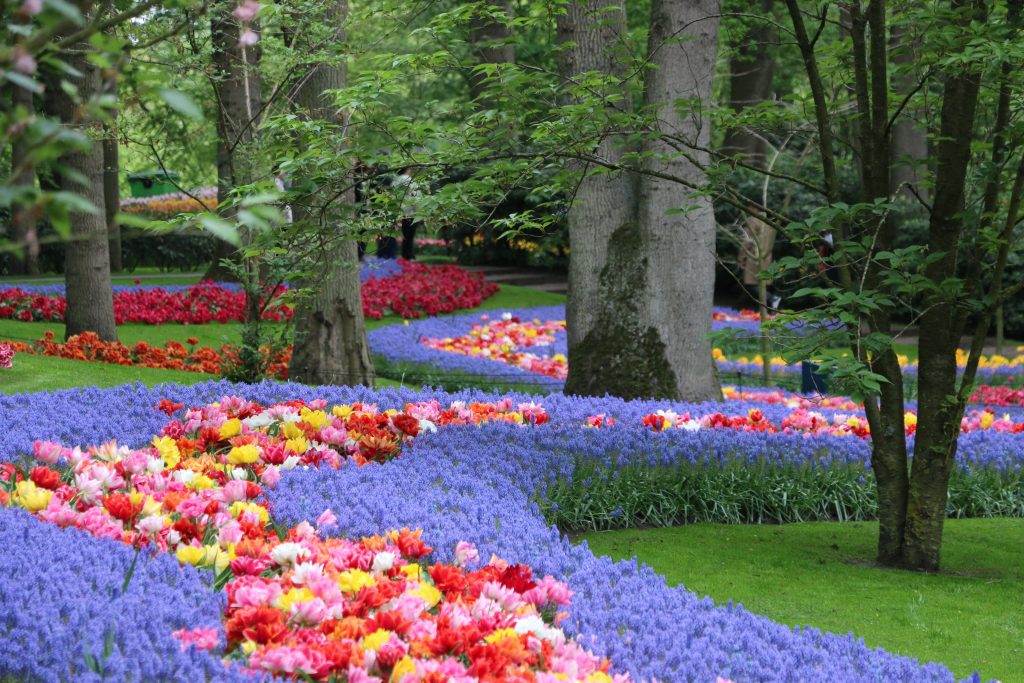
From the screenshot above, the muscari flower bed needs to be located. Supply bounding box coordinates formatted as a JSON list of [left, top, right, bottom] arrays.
[[0, 380, 1012, 682]]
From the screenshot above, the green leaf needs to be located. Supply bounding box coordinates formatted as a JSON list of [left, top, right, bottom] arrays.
[[159, 89, 203, 120], [44, 0, 84, 24], [197, 214, 241, 246]]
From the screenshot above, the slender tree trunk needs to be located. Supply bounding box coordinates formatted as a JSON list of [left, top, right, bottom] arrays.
[[721, 0, 775, 166], [558, 0, 637, 395], [468, 0, 514, 103], [889, 22, 928, 201], [287, 0, 374, 387], [102, 108, 122, 272], [633, 0, 721, 401], [904, 18, 983, 570], [206, 10, 262, 282], [42, 44, 118, 341], [8, 84, 40, 275]]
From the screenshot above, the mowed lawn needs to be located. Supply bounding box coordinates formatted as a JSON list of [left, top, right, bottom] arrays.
[[581, 519, 1024, 682]]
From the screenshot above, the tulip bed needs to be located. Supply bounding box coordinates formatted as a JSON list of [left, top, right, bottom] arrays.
[[370, 305, 1024, 392], [0, 380, 1009, 682], [0, 259, 495, 326], [4, 331, 292, 379]]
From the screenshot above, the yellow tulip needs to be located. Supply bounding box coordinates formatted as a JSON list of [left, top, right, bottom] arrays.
[[175, 545, 206, 566], [227, 444, 260, 465], [14, 481, 51, 512], [219, 418, 242, 439]]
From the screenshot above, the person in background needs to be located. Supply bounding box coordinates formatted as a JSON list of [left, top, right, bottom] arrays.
[[392, 167, 424, 260]]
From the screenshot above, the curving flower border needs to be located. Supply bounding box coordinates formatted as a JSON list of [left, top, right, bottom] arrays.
[[0, 380, 1000, 682]]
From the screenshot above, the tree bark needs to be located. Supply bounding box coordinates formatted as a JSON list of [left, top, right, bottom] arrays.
[[8, 84, 41, 275], [633, 0, 721, 401], [42, 44, 118, 341], [287, 0, 375, 387], [563, 0, 722, 403], [102, 94, 122, 273], [557, 0, 637, 395], [468, 0, 515, 103], [721, 0, 775, 166], [903, 4, 984, 570], [205, 10, 262, 281], [889, 22, 928, 201]]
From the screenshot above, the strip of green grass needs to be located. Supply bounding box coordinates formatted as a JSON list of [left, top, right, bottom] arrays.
[[581, 520, 1024, 682], [0, 353, 217, 394], [0, 353, 407, 394]]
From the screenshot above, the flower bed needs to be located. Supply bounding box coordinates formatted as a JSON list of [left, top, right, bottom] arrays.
[[373, 306, 1024, 391], [0, 380, 1003, 681], [120, 186, 219, 217], [0, 260, 493, 325], [5, 332, 292, 379], [361, 261, 499, 320]]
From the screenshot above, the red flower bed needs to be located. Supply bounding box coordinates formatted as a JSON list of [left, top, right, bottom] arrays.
[[969, 384, 1024, 407], [361, 261, 499, 320], [7, 331, 292, 379], [0, 262, 497, 324]]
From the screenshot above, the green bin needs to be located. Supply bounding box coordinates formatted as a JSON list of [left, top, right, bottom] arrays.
[[127, 170, 180, 198]]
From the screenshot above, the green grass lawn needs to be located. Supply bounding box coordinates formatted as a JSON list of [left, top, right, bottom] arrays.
[[0, 352, 217, 394], [581, 520, 1024, 682]]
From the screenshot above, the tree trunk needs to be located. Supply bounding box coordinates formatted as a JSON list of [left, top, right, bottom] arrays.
[[8, 84, 40, 275], [42, 44, 118, 341], [633, 0, 721, 401], [103, 124, 122, 273], [206, 11, 262, 281], [721, 0, 775, 166], [287, 0, 375, 387], [563, 0, 722, 402], [903, 28, 983, 570], [468, 0, 514, 103], [889, 22, 928, 200], [557, 0, 637, 395]]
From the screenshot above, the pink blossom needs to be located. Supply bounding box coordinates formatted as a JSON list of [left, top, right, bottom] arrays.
[[20, 0, 42, 15], [33, 441, 64, 465], [316, 508, 337, 531], [172, 626, 219, 651], [260, 464, 281, 488], [232, 0, 260, 22], [12, 48, 36, 75], [238, 28, 259, 46], [454, 540, 479, 567]]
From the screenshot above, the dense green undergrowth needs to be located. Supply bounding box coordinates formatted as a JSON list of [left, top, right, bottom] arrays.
[[541, 459, 1024, 532]]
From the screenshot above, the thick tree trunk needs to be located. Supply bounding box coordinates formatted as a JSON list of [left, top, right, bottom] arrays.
[[557, 0, 637, 395], [889, 23, 928, 200], [42, 45, 118, 341], [468, 0, 514, 103], [634, 0, 721, 401], [721, 0, 774, 166], [8, 84, 40, 275], [564, 0, 722, 402], [206, 11, 262, 282], [287, 0, 374, 387]]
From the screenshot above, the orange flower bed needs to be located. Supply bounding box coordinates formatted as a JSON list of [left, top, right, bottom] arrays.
[[7, 332, 292, 379]]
